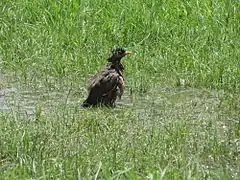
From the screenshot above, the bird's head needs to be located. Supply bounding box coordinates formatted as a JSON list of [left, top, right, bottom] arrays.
[[107, 46, 132, 62]]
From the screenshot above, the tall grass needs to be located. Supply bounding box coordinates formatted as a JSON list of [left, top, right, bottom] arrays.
[[0, 0, 240, 179], [1, 0, 239, 90], [1, 104, 239, 179]]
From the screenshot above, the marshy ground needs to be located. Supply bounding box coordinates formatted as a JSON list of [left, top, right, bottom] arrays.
[[0, 0, 240, 179]]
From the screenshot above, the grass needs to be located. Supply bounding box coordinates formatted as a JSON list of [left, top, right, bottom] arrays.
[[0, 0, 240, 179]]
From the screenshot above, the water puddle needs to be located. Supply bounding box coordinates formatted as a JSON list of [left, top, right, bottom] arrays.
[[0, 74, 17, 110], [0, 74, 82, 117], [0, 73, 224, 122]]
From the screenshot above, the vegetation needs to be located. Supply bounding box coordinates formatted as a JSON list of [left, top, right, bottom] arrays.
[[0, 0, 239, 179]]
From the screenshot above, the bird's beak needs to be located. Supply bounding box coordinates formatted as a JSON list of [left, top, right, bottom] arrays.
[[124, 50, 132, 55]]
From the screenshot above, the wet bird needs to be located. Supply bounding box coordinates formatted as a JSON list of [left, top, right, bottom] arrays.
[[81, 46, 132, 108]]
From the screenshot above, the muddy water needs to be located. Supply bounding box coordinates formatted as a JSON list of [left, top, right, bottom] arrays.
[[0, 73, 223, 122], [0, 74, 82, 117], [0, 74, 16, 110], [121, 85, 223, 123], [0, 87, 16, 110]]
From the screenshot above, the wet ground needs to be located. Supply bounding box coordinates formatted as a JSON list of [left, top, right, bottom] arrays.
[[0, 73, 224, 123]]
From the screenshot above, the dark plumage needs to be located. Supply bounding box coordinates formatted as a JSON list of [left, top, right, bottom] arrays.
[[81, 46, 132, 108]]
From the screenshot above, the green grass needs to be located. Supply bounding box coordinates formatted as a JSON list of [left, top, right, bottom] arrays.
[[0, 0, 240, 179]]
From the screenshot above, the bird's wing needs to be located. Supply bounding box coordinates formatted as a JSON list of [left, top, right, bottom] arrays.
[[85, 70, 121, 104], [117, 76, 124, 99]]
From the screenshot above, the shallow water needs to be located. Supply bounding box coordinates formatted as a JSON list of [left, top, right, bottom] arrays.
[[0, 74, 80, 117], [0, 73, 223, 122], [0, 74, 17, 110]]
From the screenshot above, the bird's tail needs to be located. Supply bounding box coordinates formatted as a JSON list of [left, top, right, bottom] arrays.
[[80, 100, 91, 108]]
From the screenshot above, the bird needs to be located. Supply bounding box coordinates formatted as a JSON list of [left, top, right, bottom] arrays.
[[81, 46, 132, 108]]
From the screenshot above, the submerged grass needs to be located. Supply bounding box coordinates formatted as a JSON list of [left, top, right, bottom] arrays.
[[0, 0, 240, 179]]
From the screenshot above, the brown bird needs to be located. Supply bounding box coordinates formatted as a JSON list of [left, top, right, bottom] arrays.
[[81, 46, 132, 108]]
